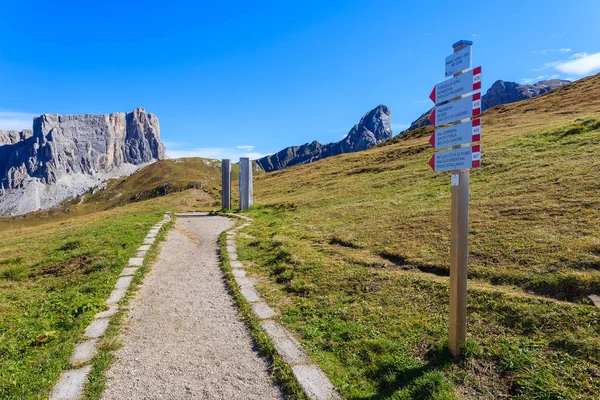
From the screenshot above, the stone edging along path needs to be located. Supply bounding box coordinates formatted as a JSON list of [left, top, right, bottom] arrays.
[[224, 214, 342, 400], [49, 212, 173, 400]]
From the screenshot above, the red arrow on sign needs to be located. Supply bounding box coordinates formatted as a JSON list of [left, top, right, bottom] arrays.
[[430, 66, 482, 104], [428, 154, 435, 170], [428, 92, 481, 126], [428, 144, 481, 172]]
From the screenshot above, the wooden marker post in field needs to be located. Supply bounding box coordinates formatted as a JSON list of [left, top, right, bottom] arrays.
[[221, 159, 231, 209], [428, 40, 482, 357], [239, 157, 253, 211]]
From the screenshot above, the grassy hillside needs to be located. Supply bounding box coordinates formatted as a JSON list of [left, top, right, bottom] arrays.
[[0, 157, 234, 232], [1, 73, 599, 399], [0, 157, 230, 398], [236, 74, 600, 398]]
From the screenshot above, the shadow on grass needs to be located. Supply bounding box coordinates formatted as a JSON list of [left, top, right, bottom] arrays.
[[361, 346, 455, 400]]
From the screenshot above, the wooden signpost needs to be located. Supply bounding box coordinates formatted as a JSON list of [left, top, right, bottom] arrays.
[[428, 40, 482, 357]]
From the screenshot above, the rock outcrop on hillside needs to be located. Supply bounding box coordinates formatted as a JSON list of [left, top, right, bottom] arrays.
[[257, 105, 392, 172], [0, 108, 166, 215], [407, 79, 571, 132], [481, 79, 570, 110]]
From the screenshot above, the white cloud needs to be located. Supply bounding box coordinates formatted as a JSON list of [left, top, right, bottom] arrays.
[[471, 33, 478, 37], [532, 61, 560, 71], [166, 146, 268, 161], [520, 74, 559, 84], [551, 33, 566, 39], [570, 52, 588, 59], [559, 48, 571, 52], [532, 49, 552, 55], [555, 52, 600, 75], [236, 145, 255, 150], [0, 111, 37, 130]]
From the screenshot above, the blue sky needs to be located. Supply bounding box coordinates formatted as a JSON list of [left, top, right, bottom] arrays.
[[1, 0, 599, 160]]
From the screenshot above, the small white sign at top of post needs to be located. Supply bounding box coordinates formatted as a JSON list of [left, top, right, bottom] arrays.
[[445, 46, 472, 77]]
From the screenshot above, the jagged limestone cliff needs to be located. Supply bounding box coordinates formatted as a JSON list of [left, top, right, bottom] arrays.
[[0, 107, 166, 215]]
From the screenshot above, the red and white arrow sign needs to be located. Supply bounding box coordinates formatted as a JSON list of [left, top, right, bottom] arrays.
[[428, 144, 481, 172], [429, 93, 481, 127], [430, 66, 482, 104], [429, 119, 481, 149]]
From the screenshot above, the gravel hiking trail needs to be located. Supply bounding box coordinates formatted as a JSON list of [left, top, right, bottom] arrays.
[[101, 213, 283, 400]]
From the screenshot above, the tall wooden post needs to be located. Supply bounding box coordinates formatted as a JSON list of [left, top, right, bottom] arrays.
[[221, 159, 231, 210], [449, 40, 472, 357], [239, 157, 253, 210]]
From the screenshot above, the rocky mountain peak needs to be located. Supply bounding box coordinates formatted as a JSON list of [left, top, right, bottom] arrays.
[[256, 105, 392, 172], [406, 78, 571, 132]]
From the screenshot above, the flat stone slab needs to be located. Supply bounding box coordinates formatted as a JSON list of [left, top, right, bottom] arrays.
[[260, 320, 311, 365], [230, 261, 244, 269], [146, 233, 157, 238], [589, 294, 600, 308], [138, 245, 151, 251], [226, 245, 237, 253], [84, 318, 109, 339], [128, 257, 144, 267], [70, 339, 99, 366], [234, 276, 255, 288], [94, 305, 118, 319], [120, 267, 138, 277], [240, 287, 262, 303], [50, 365, 92, 400], [226, 240, 236, 246], [228, 252, 238, 261], [251, 302, 277, 320], [143, 238, 155, 245], [292, 364, 342, 400], [136, 251, 147, 258], [115, 276, 133, 290], [106, 288, 127, 305], [232, 269, 246, 278]]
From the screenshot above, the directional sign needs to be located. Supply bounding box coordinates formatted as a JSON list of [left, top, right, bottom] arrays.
[[429, 119, 481, 149], [428, 144, 481, 172], [430, 67, 482, 104], [429, 93, 481, 127], [445, 46, 472, 77]]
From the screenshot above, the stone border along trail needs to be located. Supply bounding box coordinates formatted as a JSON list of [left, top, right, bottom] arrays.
[[50, 212, 173, 400], [51, 211, 341, 399], [226, 214, 342, 400]]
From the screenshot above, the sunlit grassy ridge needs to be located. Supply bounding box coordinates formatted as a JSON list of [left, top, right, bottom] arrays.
[[236, 74, 600, 398], [0, 158, 226, 398]]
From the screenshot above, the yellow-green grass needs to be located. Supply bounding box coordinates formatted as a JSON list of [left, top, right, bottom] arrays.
[[0, 188, 213, 398], [0, 158, 227, 233], [236, 74, 600, 398], [215, 221, 309, 399]]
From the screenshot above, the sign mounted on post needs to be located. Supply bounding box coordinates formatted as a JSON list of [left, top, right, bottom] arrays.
[[429, 93, 481, 127], [428, 144, 481, 172], [430, 67, 482, 104], [428, 39, 482, 358], [429, 119, 481, 149], [445, 45, 472, 77]]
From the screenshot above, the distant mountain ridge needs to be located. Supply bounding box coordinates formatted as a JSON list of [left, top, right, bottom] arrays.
[[0, 107, 166, 215], [407, 78, 571, 132], [256, 105, 392, 172]]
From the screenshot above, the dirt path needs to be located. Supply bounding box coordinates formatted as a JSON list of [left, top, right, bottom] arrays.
[[101, 213, 283, 400]]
